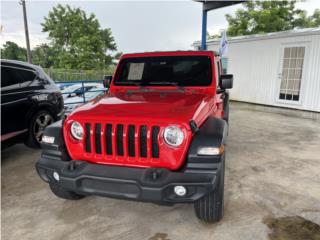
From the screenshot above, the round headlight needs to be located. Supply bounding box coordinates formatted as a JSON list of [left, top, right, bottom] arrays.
[[163, 126, 184, 147], [70, 121, 84, 140]]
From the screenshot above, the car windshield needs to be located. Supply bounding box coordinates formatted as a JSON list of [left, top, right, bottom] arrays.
[[61, 84, 83, 94], [85, 89, 105, 98], [115, 56, 212, 86], [61, 83, 103, 94]]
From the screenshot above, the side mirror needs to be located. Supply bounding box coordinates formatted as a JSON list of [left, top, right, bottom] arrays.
[[220, 74, 233, 90], [103, 75, 112, 88]]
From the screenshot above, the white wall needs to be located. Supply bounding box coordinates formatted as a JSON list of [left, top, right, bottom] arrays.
[[204, 32, 320, 112]]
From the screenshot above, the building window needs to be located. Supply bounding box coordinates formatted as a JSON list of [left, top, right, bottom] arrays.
[[279, 47, 305, 101]]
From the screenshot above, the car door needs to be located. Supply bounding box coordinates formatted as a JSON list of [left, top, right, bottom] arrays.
[[1, 64, 37, 138]]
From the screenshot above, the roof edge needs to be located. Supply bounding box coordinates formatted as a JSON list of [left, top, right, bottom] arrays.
[[193, 27, 320, 46]]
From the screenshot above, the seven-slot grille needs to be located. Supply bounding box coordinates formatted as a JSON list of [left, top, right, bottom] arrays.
[[84, 123, 160, 159]]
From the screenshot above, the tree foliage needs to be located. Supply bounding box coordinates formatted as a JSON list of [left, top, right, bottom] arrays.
[[41, 4, 117, 70], [207, 31, 222, 40], [226, 1, 320, 37], [1, 41, 27, 61], [32, 44, 57, 68]]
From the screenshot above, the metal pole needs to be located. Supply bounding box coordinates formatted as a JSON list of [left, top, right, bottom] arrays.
[[21, 0, 32, 63], [82, 82, 86, 103], [201, 8, 207, 51]]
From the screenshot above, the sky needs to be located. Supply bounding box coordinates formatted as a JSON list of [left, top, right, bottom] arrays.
[[1, 0, 319, 53]]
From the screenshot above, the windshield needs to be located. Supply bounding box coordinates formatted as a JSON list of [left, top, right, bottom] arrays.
[[85, 90, 105, 98], [61, 83, 103, 94], [115, 56, 212, 86], [61, 84, 82, 93]]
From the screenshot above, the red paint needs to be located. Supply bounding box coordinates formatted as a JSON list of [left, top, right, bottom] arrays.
[[64, 51, 224, 170]]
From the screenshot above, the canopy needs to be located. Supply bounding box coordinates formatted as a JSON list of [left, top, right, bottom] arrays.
[[196, 0, 246, 50], [197, 0, 245, 11]]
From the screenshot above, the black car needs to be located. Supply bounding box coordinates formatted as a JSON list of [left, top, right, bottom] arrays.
[[1, 59, 64, 149]]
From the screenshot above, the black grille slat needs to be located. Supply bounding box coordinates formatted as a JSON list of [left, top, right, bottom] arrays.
[[85, 123, 91, 153], [151, 126, 160, 158], [87, 123, 160, 159], [116, 124, 124, 156], [140, 125, 147, 157], [128, 125, 135, 157], [105, 124, 113, 155], [94, 124, 102, 154]]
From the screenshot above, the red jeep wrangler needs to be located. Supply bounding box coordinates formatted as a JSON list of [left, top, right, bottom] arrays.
[[36, 51, 233, 222]]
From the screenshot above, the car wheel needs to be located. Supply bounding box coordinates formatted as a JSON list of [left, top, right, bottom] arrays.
[[49, 183, 85, 200], [25, 110, 54, 148], [194, 153, 225, 223]]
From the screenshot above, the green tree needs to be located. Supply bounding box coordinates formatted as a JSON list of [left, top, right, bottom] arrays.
[[308, 9, 320, 27], [41, 4, 117, 70], [1, 41, 27, 61], [292, 8, 320, 28], [32, 44, 57, 68], [207, 31, 222, 40], [114, 52, 123, 60], [226, 1, 320, 37]]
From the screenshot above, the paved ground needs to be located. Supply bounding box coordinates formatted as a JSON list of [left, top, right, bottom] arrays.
[[2, 103, 320, 240]]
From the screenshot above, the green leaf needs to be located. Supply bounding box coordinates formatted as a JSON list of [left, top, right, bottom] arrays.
[[226, 1, 319, 37], [41, 4, 118, 70]]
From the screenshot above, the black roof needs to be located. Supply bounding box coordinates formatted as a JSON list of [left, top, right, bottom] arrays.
[[1, 59, 42, 71]]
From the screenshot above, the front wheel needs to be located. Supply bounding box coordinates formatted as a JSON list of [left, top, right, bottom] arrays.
[[194, 153, 225, 223], [25, 110, 55, 148]]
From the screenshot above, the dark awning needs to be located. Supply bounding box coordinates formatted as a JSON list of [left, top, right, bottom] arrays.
[[196, 1, 246, 50], [196, 0, 245, 11]]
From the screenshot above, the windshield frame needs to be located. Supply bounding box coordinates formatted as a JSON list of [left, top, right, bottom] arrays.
[[113, 55, 213, 87]]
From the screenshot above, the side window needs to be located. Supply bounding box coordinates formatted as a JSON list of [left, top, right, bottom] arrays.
[[1, 66, 21, 89], [221, 57, 228, 74], [1, 65, 36, 90], [12, 67, 36, 84], [1, 67, 12, 88], [214, 61, 220, 87]]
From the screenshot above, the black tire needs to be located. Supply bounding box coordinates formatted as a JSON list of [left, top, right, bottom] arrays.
[[25, 110, 55, 148], [194, 154, 225, 223], [49, 183, 85, 200]]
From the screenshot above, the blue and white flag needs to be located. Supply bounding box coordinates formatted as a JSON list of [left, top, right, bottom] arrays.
[[219, 30, 228, 56]]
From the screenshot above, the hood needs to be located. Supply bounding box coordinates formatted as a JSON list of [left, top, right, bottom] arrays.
[[70, 90, 214, 128]]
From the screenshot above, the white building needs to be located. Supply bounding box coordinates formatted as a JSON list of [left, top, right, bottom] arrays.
[[194, 28, 320, 112]]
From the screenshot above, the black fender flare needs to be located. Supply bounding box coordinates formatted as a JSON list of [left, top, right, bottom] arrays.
[[40, 120, 70, 161], [26, 101, 59, 123], [184, 117, 228, 173], [223, 91, 230, 122]]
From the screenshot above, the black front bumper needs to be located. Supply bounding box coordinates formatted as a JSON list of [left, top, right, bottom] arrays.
[[36, 157, 220, 203]]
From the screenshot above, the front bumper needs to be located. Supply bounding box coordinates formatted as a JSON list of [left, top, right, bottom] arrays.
[[36, 157, 219, 203]]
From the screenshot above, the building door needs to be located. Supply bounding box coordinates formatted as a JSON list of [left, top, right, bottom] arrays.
[[278, 45, 306, 102]]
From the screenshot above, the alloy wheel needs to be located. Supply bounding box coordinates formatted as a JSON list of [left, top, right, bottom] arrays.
[[33, 113, 53, 143]]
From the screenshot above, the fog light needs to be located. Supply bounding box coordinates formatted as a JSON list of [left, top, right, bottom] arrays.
[[174, 186, 187, 196], [53, 171, 60, 181]]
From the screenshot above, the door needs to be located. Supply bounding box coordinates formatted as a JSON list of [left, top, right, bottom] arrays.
[[1, 65, 37, 138], [277, 45, 306, 103]]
